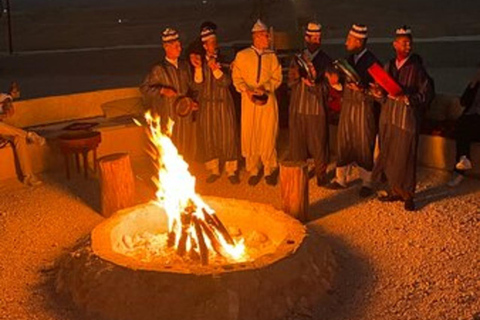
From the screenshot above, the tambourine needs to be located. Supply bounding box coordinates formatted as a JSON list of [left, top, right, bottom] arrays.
[[333, 59, 361, 85], [174, 96, 196, 117], [294, 54, 315, 81]]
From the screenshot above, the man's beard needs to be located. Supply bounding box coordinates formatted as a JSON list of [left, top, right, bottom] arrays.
[[346, 46, 363, 54], [306, 43, 320, 53]]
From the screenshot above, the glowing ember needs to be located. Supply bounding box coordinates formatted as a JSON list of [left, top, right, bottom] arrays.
[[134, 112, 245, 265]]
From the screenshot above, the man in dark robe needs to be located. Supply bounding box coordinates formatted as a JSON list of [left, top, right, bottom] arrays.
[[447, 66, 480, 187], [287, 22, 335, 186], [193, 26, 240, 184], [373, 26, 435, 211], [328, 24, 380, 197], [140, 28, 198, 161]]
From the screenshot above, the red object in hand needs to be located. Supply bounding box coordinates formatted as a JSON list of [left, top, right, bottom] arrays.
[[368, 62, 403, 96]]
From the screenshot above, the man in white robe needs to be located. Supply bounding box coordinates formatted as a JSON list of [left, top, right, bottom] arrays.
[[232, 20, 283, 186]]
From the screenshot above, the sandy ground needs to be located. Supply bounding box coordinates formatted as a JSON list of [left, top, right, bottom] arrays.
[[0, 155, 479, 320]]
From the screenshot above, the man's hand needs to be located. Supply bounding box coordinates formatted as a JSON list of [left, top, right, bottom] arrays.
[[189, 53, 202, 68], [207, 58, 221, 71], [369, 83, 384, 99], [389, 94, 409, 105], [302, 78, 315, 87], [346, 82, 362, 91], [190, 100, 199, 111], [160, 87, 178, 98], [326, 71, 340, 87]]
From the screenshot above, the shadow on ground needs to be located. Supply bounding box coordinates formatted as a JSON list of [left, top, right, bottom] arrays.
[[415, 177, 480, 210], [307, 179, 369, 221], [308, 225, 374, 320]]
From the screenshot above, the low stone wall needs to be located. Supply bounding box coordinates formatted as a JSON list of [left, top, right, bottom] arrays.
[[1, 88, 478, 181]]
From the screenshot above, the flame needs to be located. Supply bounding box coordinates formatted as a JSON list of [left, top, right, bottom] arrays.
[[141, 111, 245, 261]]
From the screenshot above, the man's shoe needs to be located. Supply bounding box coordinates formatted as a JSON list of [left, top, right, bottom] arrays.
[[23, 175, 42, 187], [404, 198, 416, 211], [455, 155, 472, 171], [326, 180, 347, 190], [228, 174, 240, 185], [359, 186, 374, 198], [265, 170, 279, 186], [316, 175, 329, 187], [26, 132, 46, 146], [378, 193, 402, 202], [248, 174, 262, 186], [206, 174, 220, 183], [447, 172, 464, 188]]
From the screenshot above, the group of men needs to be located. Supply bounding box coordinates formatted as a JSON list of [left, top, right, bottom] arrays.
[[140, 20, 436, 211]]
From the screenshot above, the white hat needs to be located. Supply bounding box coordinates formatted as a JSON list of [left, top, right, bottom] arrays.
[[395, 25, 412, 37], [349, 24, 368, 39], [200, 27, 216, 42], [251, 19, 268, 33], [305, 22, 322, 36], [162, 28, 179, 43]]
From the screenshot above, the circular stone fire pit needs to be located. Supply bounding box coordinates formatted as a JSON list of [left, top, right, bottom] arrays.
[[55, 196, 336, 320]]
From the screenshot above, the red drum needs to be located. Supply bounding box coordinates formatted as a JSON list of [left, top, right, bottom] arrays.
[[368, 62, 403, 96]]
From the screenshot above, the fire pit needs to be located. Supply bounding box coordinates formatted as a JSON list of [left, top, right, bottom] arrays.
[[55, 197, 335, 320], [54, 113, 336, 320]]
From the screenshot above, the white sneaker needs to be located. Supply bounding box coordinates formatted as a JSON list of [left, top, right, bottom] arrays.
[[455, 156, 472, 171], [447, 173, 464, 188], [26, 132, 46, 146], [23, 175, 42, 187]]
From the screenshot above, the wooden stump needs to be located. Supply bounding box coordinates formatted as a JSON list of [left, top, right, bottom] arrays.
[[280, 161, 309, 222], [98, 153, 135, 217]]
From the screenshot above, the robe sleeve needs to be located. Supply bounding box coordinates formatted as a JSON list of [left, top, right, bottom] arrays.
[[407, 66, 435, 110], [261, 54, 283, 93], [287, 57, 301, 88], [140, 65, 166, 99], [232, 53, 249, 93], [212, 64, 232, 88]]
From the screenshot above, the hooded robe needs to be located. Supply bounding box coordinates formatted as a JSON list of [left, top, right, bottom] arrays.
[[373, 54, 435, 195], [140, 59, 197, 161], [288, 49, 332, 170], [336, 49, 380, 171]]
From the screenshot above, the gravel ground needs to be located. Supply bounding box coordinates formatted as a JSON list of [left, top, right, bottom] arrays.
[[0, 159, 479, 320]]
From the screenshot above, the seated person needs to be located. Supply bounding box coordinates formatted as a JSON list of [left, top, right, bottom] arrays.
[[0, 86, 45, 186], [448, 65, 480, 187]]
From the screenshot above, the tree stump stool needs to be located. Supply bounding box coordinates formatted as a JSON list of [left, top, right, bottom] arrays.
[[57, 131, 101, 179], [279, 161, 309, 222], [98, 153, 135, 217]]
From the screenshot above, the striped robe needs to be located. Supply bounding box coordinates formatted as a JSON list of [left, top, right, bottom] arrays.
[[140, 59, 197, 161], [336, 49, 380, 171], [194, 58, 239, 164], [373, 54, 435, 195], [288, 49, 332, 167]]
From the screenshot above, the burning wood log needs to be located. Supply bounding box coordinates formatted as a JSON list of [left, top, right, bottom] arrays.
[[197, 219, 225, 257], [192, 216, 208, 265], [202, 208, 234, 245]]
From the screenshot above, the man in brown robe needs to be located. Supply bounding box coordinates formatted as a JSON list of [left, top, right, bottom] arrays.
[[193, 26, 240, 184], [140, 28, 198, 161], [373, 26, 435, 211]]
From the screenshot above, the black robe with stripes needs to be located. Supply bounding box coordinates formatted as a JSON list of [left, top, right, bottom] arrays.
[[194, 58, 239, 164], [140, 59, 198, 161], [373, 54, 435, 194], [336, 49, 380, 170], [288, 49, 332, 167]]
